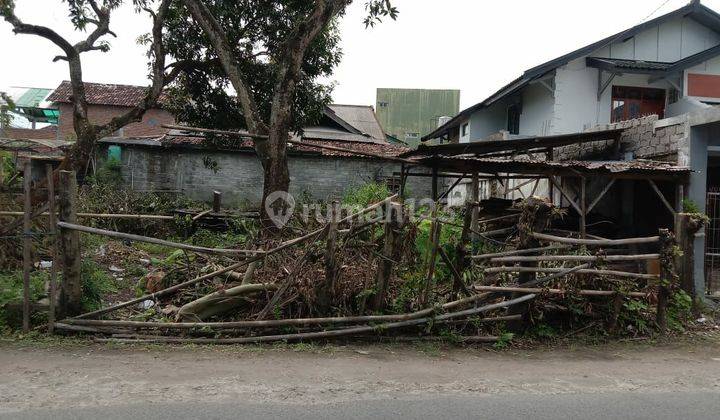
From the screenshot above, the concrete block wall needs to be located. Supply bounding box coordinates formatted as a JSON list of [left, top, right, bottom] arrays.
[[555, 114, 687, 162], [100, 145, 432, 209]]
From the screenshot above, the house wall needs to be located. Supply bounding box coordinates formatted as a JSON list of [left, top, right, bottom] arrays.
[[56, 103, 175, 140], [464, 15, 720, 140], [519, 82, 554, 136], [98, 145, 431, 209], [467, 99, 508, 141]]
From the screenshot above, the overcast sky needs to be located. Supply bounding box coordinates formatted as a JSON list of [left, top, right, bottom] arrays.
[[2, 0, 719, 109]]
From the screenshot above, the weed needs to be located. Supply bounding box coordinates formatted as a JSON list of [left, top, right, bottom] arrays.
[[0, 270, 47, 328], [80, 260, 117, 312], [493, 332, 515, 349], [342, 182, 391, 207], [414, 341, 441, 356]]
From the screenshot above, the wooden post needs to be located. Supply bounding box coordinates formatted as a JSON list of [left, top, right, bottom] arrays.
[[58, 170, 82, 318], [455, 201, 473, 287], [674, 213, 704, 302], [470, 172, 480, 243], [317, 202, 339, 312], [373, 201, 402, 310], [399, 163, 407, 199], [22, 161, 32, 333], [46, 164, 58, 334], [431, 167, 438, 202], [656, 228, 677, 333], [422, 207, 441, 306], [212, 191, 222, 213], [580, 177, 587, 239], [507, 197, 554, 330]]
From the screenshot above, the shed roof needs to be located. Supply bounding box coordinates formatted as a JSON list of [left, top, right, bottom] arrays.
[[416, 155, 690, 180], [407, 129, 624, 158], [423, 0, 720, 141]]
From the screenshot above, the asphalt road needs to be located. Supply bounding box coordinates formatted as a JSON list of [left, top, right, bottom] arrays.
[[5, 392, 720, 420]]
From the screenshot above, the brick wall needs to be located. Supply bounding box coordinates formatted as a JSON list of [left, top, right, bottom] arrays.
[[555, 115, 687, 162], [57, 103, 175, 140], [98, 144, 432, 209]]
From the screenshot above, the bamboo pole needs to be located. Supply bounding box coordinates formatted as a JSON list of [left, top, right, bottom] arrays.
[[22, 161, 31, 333], [472, 245, 568, 261], [56, 221, 261, 256], [484, 266, 659, 280], [91, 294, 537, 345], [490, 254, 660, 263], [62, 293, 493, 330], [474, 285, 648, 298], [0, 211, 176, 220], [46, 164, 58, 334], [531, 232, 660, 246]]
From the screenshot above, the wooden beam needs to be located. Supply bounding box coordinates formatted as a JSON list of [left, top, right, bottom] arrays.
[[483, 266, 659, 280], [587, 179, 616, 213], [532, 232, 660, 246], [580, 177, 587, 238], [46, 164, 58, 335], [22, 161, 31, 333], [549, 176, 582, 214], [647, 179, 677, 216]]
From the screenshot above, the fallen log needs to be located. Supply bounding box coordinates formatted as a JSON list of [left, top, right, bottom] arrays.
[[56, 221, 260, 256], [176, 283, 278, 321], [64, 293, 494, 330], [531, 232, 660, 246], [483, 266, 658, 280], [474, 285, 649, 298], [490, 254, 660, 263], [92, 294, 537, 345]]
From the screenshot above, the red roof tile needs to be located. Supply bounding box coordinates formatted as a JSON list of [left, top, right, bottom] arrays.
[[47, 81, 166, 107]]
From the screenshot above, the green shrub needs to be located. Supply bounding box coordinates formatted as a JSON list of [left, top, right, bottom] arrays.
[[342, 182, 391, 207], [0, 270, 47, 329], [80, 260, 117, 312]]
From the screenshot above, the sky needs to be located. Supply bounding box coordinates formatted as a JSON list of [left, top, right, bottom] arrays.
[[2, 0, 720, 110]]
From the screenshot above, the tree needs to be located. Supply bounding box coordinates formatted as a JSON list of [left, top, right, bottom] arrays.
[[167, 0, 397, 228], [0, 0, 182, 173]]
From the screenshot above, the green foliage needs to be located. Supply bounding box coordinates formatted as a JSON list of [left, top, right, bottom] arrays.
[[532, 323, 557, 339], [682, 199, 701, 214], [0, 151, 16, 184], [0, 270, 47, 329], [668, 290, 693, 332], [621, 299, 650, 335], [80, 260, 117, 312], [342, 182, 391, 208], [89, 159, 123, 185], [493, 332, 515, 349]]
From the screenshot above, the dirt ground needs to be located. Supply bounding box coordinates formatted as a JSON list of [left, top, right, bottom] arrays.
[[1, 334, 720, 414]]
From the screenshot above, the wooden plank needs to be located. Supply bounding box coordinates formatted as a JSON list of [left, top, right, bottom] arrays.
[[472, 245, 568, 261], [474, 285, 648, 298]]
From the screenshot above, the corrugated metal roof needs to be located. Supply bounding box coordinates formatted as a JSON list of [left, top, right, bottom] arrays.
[[416, 155, 690, 179]]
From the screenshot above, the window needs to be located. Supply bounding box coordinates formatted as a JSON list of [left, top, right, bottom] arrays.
[[507, 104, 520, 135], [611, 86, 666, 123], [378, 101, 389, 107], [461, 123, 469, 137], [405, 132, 420, 139]]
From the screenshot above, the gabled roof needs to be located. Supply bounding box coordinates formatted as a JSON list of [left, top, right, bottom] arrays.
[[423, 0, 720, 141], [327, 104, 386, 142], [47, 81, 166, 107]]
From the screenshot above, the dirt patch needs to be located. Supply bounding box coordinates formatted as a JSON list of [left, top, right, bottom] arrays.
[[1, 335, 720, 413]]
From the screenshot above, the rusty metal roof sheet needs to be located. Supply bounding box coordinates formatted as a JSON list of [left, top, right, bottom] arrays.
[[417, 155, 690, 180]]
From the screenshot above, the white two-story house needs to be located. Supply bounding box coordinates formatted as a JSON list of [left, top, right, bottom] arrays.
[[424, 0, 720, 144]]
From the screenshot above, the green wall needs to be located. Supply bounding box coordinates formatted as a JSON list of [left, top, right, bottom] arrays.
[[376, 88, 460, 148]]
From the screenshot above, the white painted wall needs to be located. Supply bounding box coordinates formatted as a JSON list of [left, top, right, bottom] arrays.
[[463, 15, 720, 140], [519, 82, 554, 136], [467, 99, 507, 141]]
